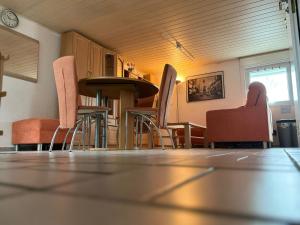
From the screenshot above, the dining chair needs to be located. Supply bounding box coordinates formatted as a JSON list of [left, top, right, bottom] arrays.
[[125, 64, 177, 149], [49, 56, 110, 151]]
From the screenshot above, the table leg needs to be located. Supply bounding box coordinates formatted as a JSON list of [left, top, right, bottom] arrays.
[[95, 90, 102, 148], [184, 124, 192, 149], [119, 90, 134, 149], [171, 129, 178, 148]]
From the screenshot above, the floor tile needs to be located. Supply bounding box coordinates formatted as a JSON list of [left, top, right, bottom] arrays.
[[155, 170, 300, 224], [0, 185, 25, 199], [0, 168, 94, 190], [0, 193, 283, 225], [173, 149, 297, 171], [54, 166, 211, 201], [31, 162, 141, 174]]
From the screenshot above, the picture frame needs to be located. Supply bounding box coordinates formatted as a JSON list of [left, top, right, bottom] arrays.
[[187, 71, 225, 102]]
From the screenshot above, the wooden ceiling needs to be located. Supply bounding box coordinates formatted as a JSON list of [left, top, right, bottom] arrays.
[[0, 0, 289, 77]]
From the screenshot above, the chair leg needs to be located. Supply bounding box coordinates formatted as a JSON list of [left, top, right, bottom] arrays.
[[210, 142, 215, 149], [49, 126, 60, 152], [81, 115, 86, 150], [105, 111, 108, 148], [69, 120, 83, 152], [87, 115, 91, 149], [133, 113, 164, 150], [262, 141, 268, 149], [166, 128, 175, 149], [155, 126, 164, 150], [142, 120, 153, 149], [15, 145, 19, 152], [62, 128, 72, 150], [125, 111, 128, 149], [37, 144, 43, 152], [139, 116, 144, 149], [135, 116, 139, 149]]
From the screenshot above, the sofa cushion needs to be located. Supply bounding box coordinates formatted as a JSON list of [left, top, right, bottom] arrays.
[[12, 118, 70, 144]]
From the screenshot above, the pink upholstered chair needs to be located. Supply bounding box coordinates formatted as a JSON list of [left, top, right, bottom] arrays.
[[50, 56, 109, 151], [125, 64, 177, 149], [206, 82, 273, 148]]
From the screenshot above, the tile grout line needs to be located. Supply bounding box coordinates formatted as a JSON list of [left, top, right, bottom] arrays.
[[141, 167, 215, 202], [283, 149, 300, 171], [206, 152, 236, 158], [236, 156, 249, 161]]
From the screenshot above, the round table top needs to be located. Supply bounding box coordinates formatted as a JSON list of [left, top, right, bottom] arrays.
[[78, 77, 159, 99]]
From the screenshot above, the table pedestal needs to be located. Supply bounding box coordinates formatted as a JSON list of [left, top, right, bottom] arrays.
[[119, 90, 134, 149]]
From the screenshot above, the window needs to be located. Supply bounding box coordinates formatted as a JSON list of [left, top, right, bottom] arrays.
[[247, 64, 292, 104]]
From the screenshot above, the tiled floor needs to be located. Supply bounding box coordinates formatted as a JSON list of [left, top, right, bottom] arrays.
[[0, 148, 299, 225]]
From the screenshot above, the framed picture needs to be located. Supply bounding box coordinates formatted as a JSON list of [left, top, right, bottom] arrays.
[[187, 71, 225, 102]]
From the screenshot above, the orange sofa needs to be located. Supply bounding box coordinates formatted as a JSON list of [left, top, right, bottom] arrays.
[[206, 82, 273, 148], [12, 118, 70, 151]]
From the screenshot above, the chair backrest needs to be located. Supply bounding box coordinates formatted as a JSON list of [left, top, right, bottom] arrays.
[[135, 95, 155, 107], [245, 82, 267, 107], [53, 56, 78, 129], [157, 64, 177, 128]]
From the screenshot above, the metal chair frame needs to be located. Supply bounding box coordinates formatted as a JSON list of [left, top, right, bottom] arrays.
[[49, 110, 108, 152], [125, 111, 175, 150]]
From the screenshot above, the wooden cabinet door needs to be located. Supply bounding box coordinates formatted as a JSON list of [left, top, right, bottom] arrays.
[[73, 33, 90, 80], [103, 48, 117, 77], [90, 42, 103, 77]]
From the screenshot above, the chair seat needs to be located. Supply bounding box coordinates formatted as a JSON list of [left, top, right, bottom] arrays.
[[126, 107, 158, 115], [12, 118, 70, 144], [78, 105, 110, 114]]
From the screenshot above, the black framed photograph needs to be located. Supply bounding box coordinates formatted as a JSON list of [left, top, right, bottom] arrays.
[[187, 71, 225, 102]]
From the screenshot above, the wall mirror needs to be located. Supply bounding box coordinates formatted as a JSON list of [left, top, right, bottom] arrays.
[[0, 25, 39, 82]]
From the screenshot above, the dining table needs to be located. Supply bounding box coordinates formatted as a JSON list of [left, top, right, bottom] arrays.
[[78, 77, 159, 149]]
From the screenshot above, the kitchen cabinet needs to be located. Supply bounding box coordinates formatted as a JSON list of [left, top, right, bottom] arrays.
[[61, 31, 116, 80]]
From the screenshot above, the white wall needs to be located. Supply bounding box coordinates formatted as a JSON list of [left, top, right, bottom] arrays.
[[0, 7, 61, 147], [168, 59, 244, 125]]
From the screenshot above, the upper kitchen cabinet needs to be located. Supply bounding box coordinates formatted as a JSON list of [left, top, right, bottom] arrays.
[[103, 48, 117, 77], [61, 31, 90, 80], [89, 42, 103, 78], [60, 31, 116, 80]]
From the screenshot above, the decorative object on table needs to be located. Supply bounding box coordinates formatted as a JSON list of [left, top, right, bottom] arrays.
[[0, 8, 19, 28], [187, 71, 225, 102], [124, 70, 129, 78], [127, 62, 135, 72]]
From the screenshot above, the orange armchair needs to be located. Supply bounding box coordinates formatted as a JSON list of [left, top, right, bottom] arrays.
[[206, 82, 273, 148]]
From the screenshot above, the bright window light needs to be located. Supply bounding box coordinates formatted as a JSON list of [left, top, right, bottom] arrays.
[[248, 67, 290, 103]]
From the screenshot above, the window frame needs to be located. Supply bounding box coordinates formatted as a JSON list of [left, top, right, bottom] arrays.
[[246, 62, 293, 106]]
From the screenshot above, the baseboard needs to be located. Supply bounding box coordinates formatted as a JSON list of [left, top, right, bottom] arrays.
[[0, 147, 15, 152]]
